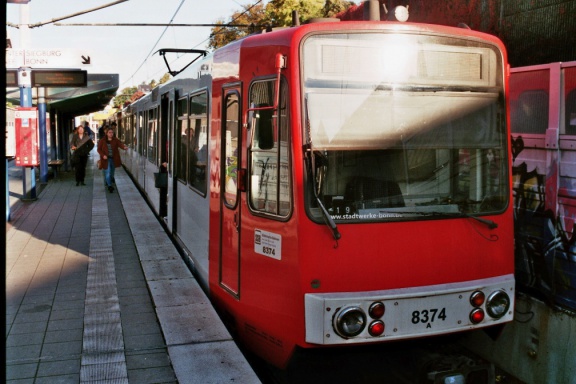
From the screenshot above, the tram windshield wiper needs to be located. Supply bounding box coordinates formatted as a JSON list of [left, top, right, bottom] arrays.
[[303, 144, 341, 241], [316, 195, 341, 240], [304, 98, 341, 242], [377, 209, 498, 229], [456, 212, 498, 229]]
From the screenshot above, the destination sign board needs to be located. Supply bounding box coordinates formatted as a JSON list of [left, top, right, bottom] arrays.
[[31, 70, 88, 87], [6, 48, 92, 68]]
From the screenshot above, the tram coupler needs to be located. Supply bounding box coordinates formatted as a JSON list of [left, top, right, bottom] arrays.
[[422, 353, 495, 384]]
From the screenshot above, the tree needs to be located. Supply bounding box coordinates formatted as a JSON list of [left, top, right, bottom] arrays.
[[159, 73, 171, 85], [112, 86, 137, 108], [268, 0, 354, 23], [208, 3, 268, 50], [208, 0, 355, 49], [266, 0, 324, 26], [323, 0, 356, 17]]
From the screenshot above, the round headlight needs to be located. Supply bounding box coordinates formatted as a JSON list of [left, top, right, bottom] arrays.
[[334, 306, 366, 338], [486, 290, 511, 318]]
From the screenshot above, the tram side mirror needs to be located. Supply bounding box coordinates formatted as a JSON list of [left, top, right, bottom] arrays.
[[254, 106, 274, 150]]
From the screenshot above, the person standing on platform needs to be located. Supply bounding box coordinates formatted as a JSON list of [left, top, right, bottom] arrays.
[[84, 121, 93, 142], [68, 126, 78, 156], [70, 124, 94, 186], [98, 123, 107, 140], [98, 126, 127, 193]]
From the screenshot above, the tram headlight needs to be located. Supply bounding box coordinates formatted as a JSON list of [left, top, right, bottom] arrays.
[[486, 290, 511, 319], [334, 306, 366, 338]]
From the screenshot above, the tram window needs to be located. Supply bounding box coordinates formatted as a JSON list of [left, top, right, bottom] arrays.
[[130, 115, 135, 147], [188, 92, 208, 195], [148, 109, 157, 163], [255, 107, 274, 150], [127, 116, 133, 146], [223, 91, 240, 207], [120, 118, 126, 145], [138, 112, 144, 156], [248, 78, 291, 217], [119, 120, 125, 143], [176, 97, 188, 182], [511, 91, 549, 134], [510, 69, 550, 134], [565, 66, 576, 135]]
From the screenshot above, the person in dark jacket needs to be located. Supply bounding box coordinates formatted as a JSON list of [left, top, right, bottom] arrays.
[[83, 121, 93, 141], [98, 124, 107, 140], [70, 124, 94, 186], [97, 127, 127, 193]]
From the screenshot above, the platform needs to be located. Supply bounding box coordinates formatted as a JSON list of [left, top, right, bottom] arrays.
[[5, 154, 260, 383]]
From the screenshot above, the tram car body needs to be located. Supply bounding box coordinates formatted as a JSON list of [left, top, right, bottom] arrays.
[[118, 18, 515, 368], [458, 61, 576, 384], [509, 61, 576, 310]]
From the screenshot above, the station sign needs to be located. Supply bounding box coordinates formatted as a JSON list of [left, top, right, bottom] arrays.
[[6, 48, 92, 68], [31, 70, 88, 87]]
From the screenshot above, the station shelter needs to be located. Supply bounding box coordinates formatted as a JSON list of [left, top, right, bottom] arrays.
[[6, 73, 119, 172]]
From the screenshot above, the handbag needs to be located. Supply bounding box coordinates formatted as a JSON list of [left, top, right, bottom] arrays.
[[154, 172, 168, 188], [97, 159, 103, 170], [75, 140, 95, 157]]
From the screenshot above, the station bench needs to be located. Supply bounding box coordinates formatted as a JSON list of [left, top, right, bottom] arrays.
[[48, 159, 65, 179]]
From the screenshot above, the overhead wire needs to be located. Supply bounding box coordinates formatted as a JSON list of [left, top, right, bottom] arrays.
[[122, 0, 187, 87], [159, 0, 265, 82], [122, 0, 265, 88]]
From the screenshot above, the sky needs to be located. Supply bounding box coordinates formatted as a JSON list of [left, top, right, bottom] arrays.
[[6, 0, 270, 90]]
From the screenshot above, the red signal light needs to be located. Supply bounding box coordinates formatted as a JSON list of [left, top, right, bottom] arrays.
[[470, 308, 485, 324], [369, 302, 385, 319], [368, 320, 385, 336], [470, 291, 485, 307]]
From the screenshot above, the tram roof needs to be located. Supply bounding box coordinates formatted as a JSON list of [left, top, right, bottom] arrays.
[[6, 73, 119, 116]]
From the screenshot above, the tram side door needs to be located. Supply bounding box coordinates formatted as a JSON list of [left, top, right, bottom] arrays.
[[219, 87, 242, 297], [160, 90, 174, 229]]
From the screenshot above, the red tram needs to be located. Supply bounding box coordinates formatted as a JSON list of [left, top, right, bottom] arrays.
[[117, 8, 515, 368]]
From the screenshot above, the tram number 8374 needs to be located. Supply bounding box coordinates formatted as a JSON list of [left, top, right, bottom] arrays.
[[411, 308, 447, 324]]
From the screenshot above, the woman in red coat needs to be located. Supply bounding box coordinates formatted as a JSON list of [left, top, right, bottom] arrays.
[[97, 126, 127, 193]]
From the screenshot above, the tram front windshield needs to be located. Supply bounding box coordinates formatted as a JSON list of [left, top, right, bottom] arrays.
[[302, 32, 508, 223]]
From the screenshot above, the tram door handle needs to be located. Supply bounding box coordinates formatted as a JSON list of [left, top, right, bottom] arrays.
[[234, 212, 239, 232]]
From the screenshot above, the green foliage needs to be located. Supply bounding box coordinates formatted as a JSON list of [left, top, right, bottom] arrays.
[[112, 86, 137, 108], [208, 2, 268, 50], [323, 0, 356, 17], [159, 73, 171, 85], [267, 0, 324, 26], [208, 0, 354, 50]]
